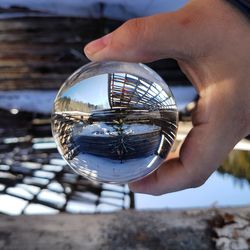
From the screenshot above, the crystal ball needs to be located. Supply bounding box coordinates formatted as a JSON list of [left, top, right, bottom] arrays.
[[52, 61, 178, 184]]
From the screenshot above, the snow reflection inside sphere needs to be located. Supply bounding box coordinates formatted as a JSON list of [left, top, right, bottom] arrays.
[[52, 61, 178, 184]]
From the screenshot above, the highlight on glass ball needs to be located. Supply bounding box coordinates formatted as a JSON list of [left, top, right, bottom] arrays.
[[52, 61, 178, 184]]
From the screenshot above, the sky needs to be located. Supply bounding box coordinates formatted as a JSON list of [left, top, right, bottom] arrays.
[[136, 171, 250, 209], [62, 74, 110, 109]]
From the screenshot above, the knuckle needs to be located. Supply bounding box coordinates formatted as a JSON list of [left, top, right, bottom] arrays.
[[124, 18, 147, 40], [110, 16, 157, 61], [119, 18, 148, 53]]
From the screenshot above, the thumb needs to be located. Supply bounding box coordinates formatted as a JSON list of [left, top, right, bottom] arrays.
[[84, 11, 195, 62], [84, 0, 238, 63]]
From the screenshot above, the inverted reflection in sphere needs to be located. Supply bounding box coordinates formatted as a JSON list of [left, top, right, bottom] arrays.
[[52, 61, 178, 183]]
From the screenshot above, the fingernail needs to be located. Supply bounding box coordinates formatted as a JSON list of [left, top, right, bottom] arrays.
[[84, 33, 111, 56]]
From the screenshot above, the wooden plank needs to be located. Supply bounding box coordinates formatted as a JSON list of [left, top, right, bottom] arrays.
[[0, 15, 103, 90], [0, 14, 190, 91], [1, 208, 239, 250]]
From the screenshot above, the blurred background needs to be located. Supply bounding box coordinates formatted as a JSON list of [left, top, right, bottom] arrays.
[[0, 0, 250, 216]]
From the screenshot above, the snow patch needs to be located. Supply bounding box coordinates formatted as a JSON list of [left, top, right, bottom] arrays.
[[0, 90, 56, 114], [80, 123, 160, 137], [0, 86, 196, 114], [0, 1, 188, 19]]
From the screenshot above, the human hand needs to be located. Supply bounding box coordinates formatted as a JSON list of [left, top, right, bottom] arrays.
[[84, 0, 250, 195]]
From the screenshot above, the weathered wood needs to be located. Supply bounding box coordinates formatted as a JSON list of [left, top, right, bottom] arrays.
[[0, 16, 117, 90], [0, 14, 190, 91], [1, 207, 249, 250], [0, 209, 216, 250]]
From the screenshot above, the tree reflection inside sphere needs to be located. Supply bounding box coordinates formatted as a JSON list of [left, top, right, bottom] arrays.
[[52, 61, 178, 184]]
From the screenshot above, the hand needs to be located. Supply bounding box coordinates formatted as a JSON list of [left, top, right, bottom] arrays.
[[84, 0, 250, 195]]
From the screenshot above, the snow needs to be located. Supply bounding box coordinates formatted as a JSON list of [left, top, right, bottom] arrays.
[[0, 86, 196, 114], [0, 1, 189, 19], [79, 123, 160, 137], [103, 0, 189, 20], [0, 90, 56, 114], [0, 1, 189, 16], [0, 0, 100, 18]]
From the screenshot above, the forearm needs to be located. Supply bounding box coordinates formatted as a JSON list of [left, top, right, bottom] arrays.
[[226, 0, 250, 19]]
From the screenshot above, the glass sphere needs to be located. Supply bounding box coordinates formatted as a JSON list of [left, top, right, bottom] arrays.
[[52, 61, 178, 184]]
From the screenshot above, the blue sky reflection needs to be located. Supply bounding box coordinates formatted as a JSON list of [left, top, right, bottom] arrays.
[[62, 74, 110, 109]]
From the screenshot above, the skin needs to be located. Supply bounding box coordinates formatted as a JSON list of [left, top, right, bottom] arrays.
[[84, 0, 250, 195]]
